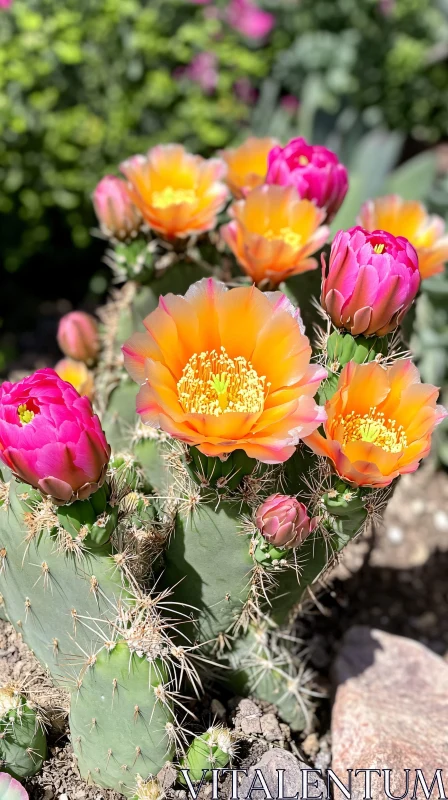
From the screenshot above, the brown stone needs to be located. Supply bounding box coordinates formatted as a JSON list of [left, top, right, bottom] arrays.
[[239, 749, 326, 799], [332, 626, 448, 800]]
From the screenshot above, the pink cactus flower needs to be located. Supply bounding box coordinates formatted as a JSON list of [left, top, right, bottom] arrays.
[[177, 52, 218, 94], [0, 0, 13, 9], [321, 227, 420, 337], [0, 369, 110, 505], [266, 137, 349, 222], [57, 311, 100, 365], [255, 494, 317, 548], [93, 175, 141, 241], [227, 0, 275, 39]]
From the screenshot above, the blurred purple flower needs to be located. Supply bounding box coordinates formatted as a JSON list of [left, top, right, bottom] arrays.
[[177, 52, 218, 94], [227, 0, 275, 39], [280, 95, 300, 114], [0, 0, 13, 8], [378, 0, 395, 15], [234, 78, 258, 105]]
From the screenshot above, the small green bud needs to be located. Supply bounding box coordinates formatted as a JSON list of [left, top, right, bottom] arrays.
[[180, 727, 234, 783]]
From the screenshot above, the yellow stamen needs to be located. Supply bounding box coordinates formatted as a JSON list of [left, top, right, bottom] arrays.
[[264, 227, 302, 249], [152, 187, 197, 209], [373, 243, 385, 254], [17, 404, 35, 425], [297, 155, 309, 166], [337, 407, 407, 454], [177, 346, 268, 416]]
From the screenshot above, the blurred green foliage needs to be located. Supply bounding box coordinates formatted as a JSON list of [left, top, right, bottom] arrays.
[[1, 0, 448, 273], [269, 0, 448, 142], [0, 0, 272, 271]]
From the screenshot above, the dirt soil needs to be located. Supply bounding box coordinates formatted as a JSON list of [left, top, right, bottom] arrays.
[[1, 463, 447, 799]]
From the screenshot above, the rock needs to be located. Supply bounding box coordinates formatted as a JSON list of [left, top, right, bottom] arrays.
[[157, 761, 178, 791], [301, 733, 319, 759], [239, 749, 326, 799], [234, 698, 262, 736], [260, 713, 283, 742], [332, 626, 448, 800], [211, 697, 226, 720]]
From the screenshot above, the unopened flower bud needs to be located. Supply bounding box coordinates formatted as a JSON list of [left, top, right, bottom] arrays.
[[255, 493, 316, 548], [321, 226, 420, 336], [57, 311, 99, 365], [93, 175, 141, 241]]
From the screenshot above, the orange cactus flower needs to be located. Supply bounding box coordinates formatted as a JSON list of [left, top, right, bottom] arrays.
[[120, 144, 229, 239], [304, 360, 447, 487], [221, 185, 329, 286], [54, 358, 95, 400], [220, 136, 278, 198], [122, 278, 327, 463], [358, 195, 448, 280]]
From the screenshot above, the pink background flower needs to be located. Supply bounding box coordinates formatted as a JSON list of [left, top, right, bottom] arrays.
[[227, 0, 275, 39]]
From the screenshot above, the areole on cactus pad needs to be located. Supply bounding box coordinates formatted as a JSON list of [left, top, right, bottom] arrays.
[[0, 133, 446, 796]]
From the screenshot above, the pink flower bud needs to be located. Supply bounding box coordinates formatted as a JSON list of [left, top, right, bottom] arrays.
[[266, 137, 348, 222], [57, 311, 99, 365], [255, 494, 317, 548], [93, 176, 141, 240], [0, 369, 110, 505], [321, 226, 420, 336]]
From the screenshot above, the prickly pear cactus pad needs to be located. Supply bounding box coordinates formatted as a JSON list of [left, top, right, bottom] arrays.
[[0, 475, 131, 687], [70, 642, 173, 795], [0, 687, 47, 780], [0, 136, 447, 796]]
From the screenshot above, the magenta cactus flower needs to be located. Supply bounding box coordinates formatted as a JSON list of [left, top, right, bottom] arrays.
[[57, 311, 100, 365], [0, 773, 29, 800], [266, 137, 348, 222], [255, 494, 317, 549], [93, 175, 141, 241], [227, 0, 275, 39], [321, 226, 420, 337], [0, 0, 13, 9], [0, 369, 110, 505]]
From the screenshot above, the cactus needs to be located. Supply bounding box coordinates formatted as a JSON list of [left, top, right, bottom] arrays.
[[0, 687, 47, 780], [0, 773, 29, 800], [130, 776, 164, 800], [180, 727, 234, 782], [0, 136, 444, 797], [0, 474, 130, 687], [70, 640, 175, 797]]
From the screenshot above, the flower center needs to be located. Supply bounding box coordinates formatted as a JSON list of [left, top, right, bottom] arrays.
[[152, 187, 197, 209], [338, 408, 407, 453], [373, 243, 385, 254], [17, 401, 38, 425], [177, 346, 268, 416], [296, 155, 309, 166], [264, 227, 302, 249]]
